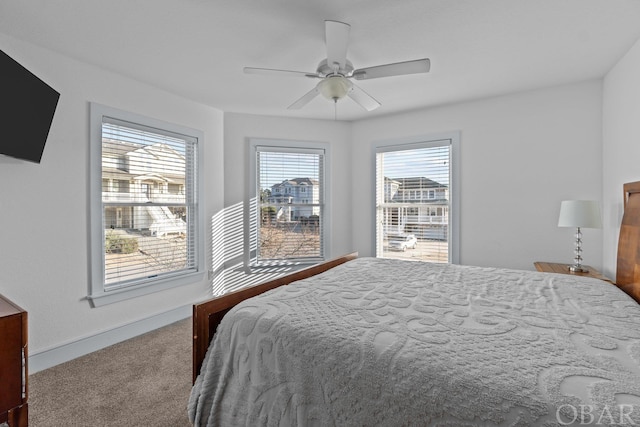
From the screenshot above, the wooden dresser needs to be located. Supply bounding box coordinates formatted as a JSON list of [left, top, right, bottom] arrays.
[[0, 294, 28, 427]]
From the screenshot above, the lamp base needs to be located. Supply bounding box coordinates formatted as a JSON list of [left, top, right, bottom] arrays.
[[568, 265, 588, 273]]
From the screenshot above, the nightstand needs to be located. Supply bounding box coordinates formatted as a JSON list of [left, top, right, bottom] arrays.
[[534, 262, 612, 283], [0, 294, 28, 427]]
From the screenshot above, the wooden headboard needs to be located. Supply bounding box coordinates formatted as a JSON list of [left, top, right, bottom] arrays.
[[616, 181, 640, 303]]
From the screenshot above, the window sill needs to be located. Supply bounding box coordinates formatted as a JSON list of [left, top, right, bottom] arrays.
[[88, 271, 205, 307]]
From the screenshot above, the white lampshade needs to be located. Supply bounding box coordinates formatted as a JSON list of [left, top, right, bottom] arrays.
[[558, 200, 602, 228], [317, 75, 352, 101]]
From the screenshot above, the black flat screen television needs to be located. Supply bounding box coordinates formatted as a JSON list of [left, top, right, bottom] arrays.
[[1, 49, 60, 163]]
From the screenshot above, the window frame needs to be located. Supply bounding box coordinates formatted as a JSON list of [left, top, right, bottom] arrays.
[[373, 132, 460, 264], [247, 138, 331, 267], [88, 103, 205, 307]]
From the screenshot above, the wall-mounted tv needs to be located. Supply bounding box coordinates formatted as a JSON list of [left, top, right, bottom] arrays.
[[1, 49, 60, 164]]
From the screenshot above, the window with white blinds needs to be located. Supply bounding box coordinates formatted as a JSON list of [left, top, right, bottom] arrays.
[[376, 138, 457, 263], [89, 104, 203, 306], [253, 144, 326, 263]]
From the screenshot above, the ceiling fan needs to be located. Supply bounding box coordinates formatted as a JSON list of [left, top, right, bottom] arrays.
[[243, 20, 431, 112]]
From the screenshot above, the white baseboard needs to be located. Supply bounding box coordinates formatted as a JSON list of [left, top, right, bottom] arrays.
[[29, 304, 191, 374]]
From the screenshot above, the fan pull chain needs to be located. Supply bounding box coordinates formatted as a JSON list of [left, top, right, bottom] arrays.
[[334, 99, 338, 121]]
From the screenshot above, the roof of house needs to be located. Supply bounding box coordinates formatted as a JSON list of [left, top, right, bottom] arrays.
[[273, 178, 319, 187], [101, 140, 186, 182], [389, 177, 447, 189], [102, 139, 143, 157]]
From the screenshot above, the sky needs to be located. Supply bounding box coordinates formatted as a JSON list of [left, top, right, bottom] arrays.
[[381, 145, 450, 185]]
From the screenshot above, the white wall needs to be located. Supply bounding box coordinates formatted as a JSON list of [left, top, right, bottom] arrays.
[[351, 81, 604, 271], [0, 34, 223, 367], [219, 113, 352, 291], [602, 38, 640, 280]]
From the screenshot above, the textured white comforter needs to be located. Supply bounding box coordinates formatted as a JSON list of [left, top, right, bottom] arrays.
[[188, 258, 640, 426]]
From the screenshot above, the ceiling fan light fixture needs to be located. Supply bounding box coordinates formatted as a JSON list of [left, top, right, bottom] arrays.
[[317, 75, 352, 101]]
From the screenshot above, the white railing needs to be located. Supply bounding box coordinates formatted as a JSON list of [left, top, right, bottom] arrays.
[[403, 215, 448, 224], [102, 192, 185, 204], [102, 192, 138, 203]]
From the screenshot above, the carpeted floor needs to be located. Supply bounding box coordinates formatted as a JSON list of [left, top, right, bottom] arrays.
[[28, 318, 192, 427]]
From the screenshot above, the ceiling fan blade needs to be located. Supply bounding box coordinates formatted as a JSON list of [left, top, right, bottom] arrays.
[[352, 58, 430, 80], [244, 67, 320, 78], [348, 83, 381, 111], [325, 20, 350, 70], [287, 87, 320, 109]]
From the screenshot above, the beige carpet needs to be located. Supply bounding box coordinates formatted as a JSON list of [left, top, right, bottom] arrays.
[[28, 318, 192, 427]]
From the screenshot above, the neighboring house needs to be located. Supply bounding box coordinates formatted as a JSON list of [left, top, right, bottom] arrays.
[[267, 177, 320, 221], [382, 176, 448, 240], [101, 139, 187, 236]]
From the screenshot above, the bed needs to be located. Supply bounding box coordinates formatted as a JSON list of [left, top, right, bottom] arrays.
[[189, 181, 640, 426]]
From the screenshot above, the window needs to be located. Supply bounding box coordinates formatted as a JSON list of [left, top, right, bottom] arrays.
[[375, 134, 459, 263], [249, 139, 328, 265], [89, 104, 204, 306]]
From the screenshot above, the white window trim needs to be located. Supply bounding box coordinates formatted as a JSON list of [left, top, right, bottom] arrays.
[[247, 138, 331, 268], [88, 103, 205, 307], [373, 131, 460, 264]]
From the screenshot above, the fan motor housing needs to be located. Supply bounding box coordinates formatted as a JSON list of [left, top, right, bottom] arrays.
[[317, 59, 354, 77]]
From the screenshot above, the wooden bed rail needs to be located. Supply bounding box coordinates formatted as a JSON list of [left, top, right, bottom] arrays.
[[193, 252, 358, 382]]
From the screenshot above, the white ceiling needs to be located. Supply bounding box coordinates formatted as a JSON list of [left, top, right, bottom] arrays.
[[2, 0, 640, 121]]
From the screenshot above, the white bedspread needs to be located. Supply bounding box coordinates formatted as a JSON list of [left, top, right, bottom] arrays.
[[188, 258, 640, 426]]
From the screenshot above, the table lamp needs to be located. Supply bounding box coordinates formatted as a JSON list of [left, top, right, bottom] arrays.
[[557, 200, 602, 272]]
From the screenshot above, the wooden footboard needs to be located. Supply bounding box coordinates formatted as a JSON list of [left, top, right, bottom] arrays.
[[192, 252, 358, 382]]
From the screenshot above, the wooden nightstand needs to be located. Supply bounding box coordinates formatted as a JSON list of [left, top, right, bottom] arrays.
[[0, 294, 28, 427], [534, 262, 612, 283]]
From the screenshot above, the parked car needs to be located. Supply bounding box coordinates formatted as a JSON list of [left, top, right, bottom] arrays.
[[388, 234, 418, 251]]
